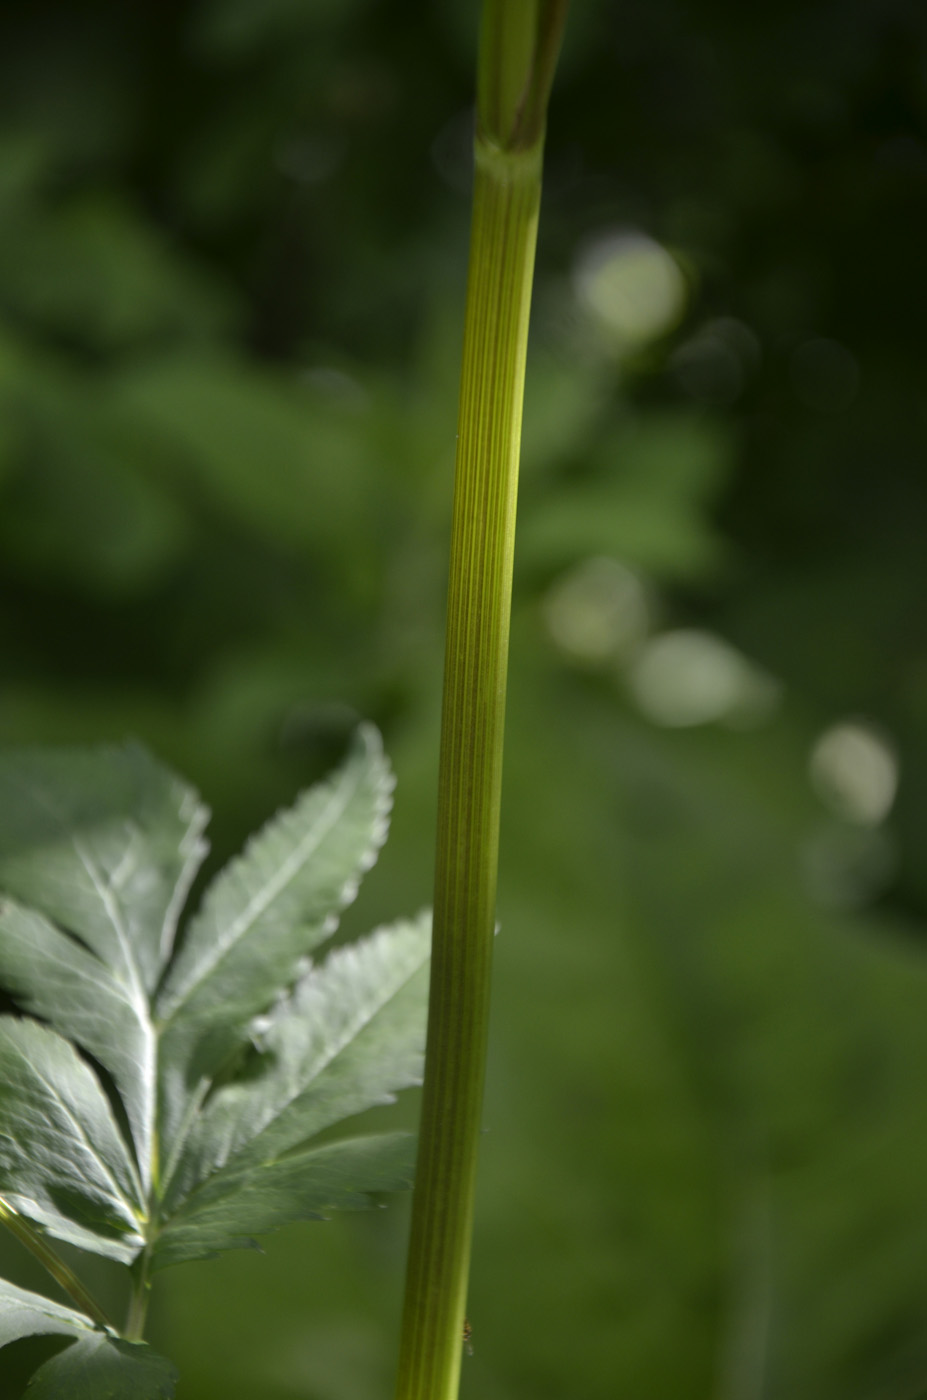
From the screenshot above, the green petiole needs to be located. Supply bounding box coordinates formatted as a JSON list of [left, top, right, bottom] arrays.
[[0, 1194, 114, 1332]]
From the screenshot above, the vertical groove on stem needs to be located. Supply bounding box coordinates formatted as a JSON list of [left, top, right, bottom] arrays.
[[395, 7, 568, 1396], [396, 147, 540, 1400], [124, 1245, 153, 1342]]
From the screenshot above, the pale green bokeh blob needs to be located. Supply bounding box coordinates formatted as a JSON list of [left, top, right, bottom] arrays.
[[629, 628, 781, 729], [573, 230, 687, 352], [543, 556, 650, 665], [809, 721, 898, 826]]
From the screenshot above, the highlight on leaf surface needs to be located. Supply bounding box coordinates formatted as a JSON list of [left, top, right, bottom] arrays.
[[0, 726, 429, 1395]]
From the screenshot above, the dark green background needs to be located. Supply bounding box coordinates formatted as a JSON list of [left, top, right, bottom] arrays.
[[2, 0, 927, 1396]]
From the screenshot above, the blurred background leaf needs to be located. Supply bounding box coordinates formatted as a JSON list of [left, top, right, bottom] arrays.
[[1, 0, 927, 1397]]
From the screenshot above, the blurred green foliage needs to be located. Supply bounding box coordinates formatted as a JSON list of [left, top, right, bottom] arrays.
[[1, 0, 927, 1396]]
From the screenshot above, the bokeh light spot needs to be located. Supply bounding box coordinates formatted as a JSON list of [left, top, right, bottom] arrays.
[[544, 557, 649, 665], [572, 230, 687, 351], [629, 629, 781, 728], [809, 721, 897, 826]]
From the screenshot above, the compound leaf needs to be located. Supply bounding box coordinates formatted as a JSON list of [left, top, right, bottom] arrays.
[[0, 728, 427, 1377]]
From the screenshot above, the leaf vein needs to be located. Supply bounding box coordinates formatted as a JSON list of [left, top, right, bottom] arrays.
[[159, 766, 362, 1021], [6, 1038, 143, 1224]]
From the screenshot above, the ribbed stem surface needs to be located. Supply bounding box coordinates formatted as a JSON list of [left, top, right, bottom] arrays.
[[395, 6, 567, 1396], [394, 139, 541, 1400]]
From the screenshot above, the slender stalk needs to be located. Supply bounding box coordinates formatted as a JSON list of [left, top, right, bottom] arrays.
[[0, 1194, 114, 1331], [394, 6, 567, 1400], [124, 1245, 153, 1342]]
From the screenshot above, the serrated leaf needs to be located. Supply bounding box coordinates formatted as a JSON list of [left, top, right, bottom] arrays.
[[0, 744, 207, 1194], [0, 900, 156, 1198], [0, 1017, 145, 1262], [155, 724, 394, 1152], [0, 727, 425, 1300], [152, 1132, 417, 1269], [0, 743, 207, 992], [0, 1278, 176, 1399], [164, 912, 430, 1206]]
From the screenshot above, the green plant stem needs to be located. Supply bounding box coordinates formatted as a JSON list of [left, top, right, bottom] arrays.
[[394, 6, 566, 1400], [0, 1194, 114, 1331], [124, 1246, 152, 1342]]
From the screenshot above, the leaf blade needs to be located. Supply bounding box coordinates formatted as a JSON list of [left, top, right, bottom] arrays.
[[166, 912, 430, 1206], [155, 725, 394, 1152], [0, 1279, 177, 1400], [26, 1332, 178, 1400], [152, 1132, 417, 1270], [0, 1017, 145, 1263], [0, 743, 208, 992], [0, 743, 208, 1194], [0, 900, 156, 1191], [0, 1278, 99, 1349]]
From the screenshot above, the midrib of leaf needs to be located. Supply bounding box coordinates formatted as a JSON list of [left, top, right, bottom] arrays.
[[168, 925, 430, 1198], [75, 836, 157, 1200], [74, 839, 149, 1010], [1, 756, 209, 1225], [251, 955, 424, 1140], [152, 751, 378, 1211], [156, 766, 362, 1024], [9, 1041, 143, 1225]]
